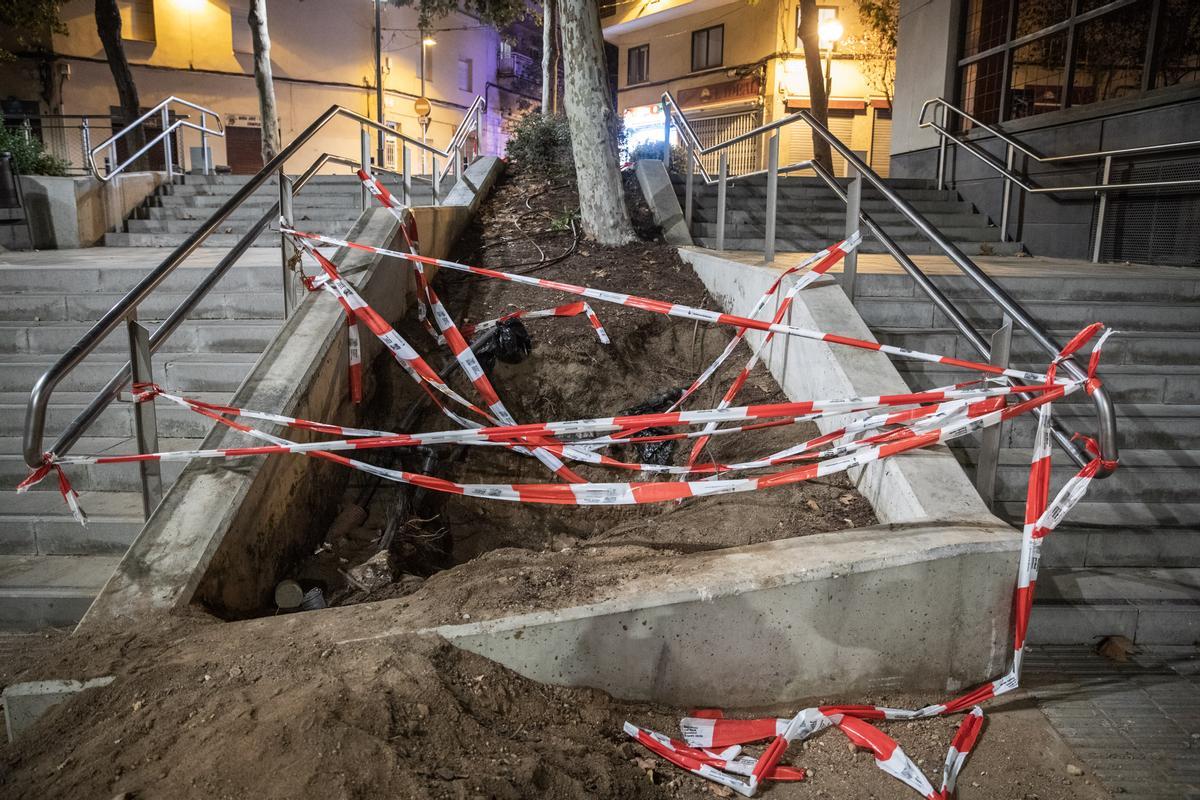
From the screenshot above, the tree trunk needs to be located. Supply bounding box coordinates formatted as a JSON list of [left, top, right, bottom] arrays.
[[541, 0, 555, 113], [797, 0, 833, 173], [94, 0, 145, 169], [248, 0, 281, 163], [558, 0, 633, 245]]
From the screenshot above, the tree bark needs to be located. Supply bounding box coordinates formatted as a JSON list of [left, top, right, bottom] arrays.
[[94, 0, 145, 169], [541, 0, 555, 113], [558, 0, 633, 245], [797, 0, 833, 173], [248, 0, 281, 163]]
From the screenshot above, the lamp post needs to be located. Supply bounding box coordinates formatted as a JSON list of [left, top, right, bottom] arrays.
[[419, 32, 436, 172], [818, 18, 843, 98], [375, 0, 384, 167]]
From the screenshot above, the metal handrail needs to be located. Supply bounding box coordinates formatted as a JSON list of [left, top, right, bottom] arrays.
[[917, 97, 1200, 258], [89, 96, 226, 181], [660, 90, 1119, 480], [919, 97, 1200, 165], [23, 99, 487, 476]]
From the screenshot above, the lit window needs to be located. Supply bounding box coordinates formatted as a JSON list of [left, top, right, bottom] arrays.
[[627, 44, 649, 85], [691, 25, 723, 72], [119, 0, 155, 42]]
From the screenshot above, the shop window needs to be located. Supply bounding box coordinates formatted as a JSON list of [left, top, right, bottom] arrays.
[[691, 25, 723, 72], [1154, 0, 1200, 89], [1007, 31, 1067, 120], [1070, 2, 1151, 107]]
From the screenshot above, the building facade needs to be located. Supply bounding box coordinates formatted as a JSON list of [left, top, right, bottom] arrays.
[[602, 0, 897, 177], [890, 0, 1200, 265], [0, 0, 521, 175]]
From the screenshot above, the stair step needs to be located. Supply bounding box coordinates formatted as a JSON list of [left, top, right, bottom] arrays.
[[860, 297, 1200, 333], [1029, 568, 1200, 645], [0, 260, 285, 294], [696, 237, 1026, 256], [0, 290, 285, 323], [0, 436, 201, 492], [957, 448, 1200, 506], [104, 232, 327, 247], [0, 320, 282, 355], [0, 554, 123, 632], [0, 352, 261, 392], [1041, 527, 1200, 569], [874, 328, 1200, 367], [0, 491, 145, 556], [0, 390, 228, 438], [694, 222, 1000, 242], [893, 362, 1200, 406]]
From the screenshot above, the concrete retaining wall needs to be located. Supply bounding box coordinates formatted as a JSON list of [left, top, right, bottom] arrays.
[[81, 157, 502, 624], [434, 520, 1017, 705], [0, 172, 167, 250]]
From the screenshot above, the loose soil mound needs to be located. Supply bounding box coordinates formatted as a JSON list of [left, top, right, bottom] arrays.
[[0, 617, 1108, 800]]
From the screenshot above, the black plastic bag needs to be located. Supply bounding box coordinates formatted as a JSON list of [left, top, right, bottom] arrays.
[[621, 387, 684, 466], [472, 317, 533, 375]]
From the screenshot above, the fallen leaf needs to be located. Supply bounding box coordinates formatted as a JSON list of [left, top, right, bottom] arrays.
[[1097, 635, 1135, 662]]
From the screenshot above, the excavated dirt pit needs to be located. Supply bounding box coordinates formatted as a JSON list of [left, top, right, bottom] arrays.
[[274, 172, 876, 620]]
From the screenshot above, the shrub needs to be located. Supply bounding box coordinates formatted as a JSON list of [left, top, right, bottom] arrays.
[[0, 122, 69, 177], [625, 141, 689, 172], [504, 112, 573, 179]]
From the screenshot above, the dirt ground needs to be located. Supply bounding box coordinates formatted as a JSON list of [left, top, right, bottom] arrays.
[[1, 616, 1110, 800], [286, 168, 874, 613]]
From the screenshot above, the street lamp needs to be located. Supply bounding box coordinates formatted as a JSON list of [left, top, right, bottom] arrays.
[[374, 0, 384, 167], [419, 31, 436, 171], [818, 18, 843, 98]]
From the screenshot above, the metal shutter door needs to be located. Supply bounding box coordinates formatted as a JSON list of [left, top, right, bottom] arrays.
[[784, 112, 855, 176], [871, 113, 892, 177]]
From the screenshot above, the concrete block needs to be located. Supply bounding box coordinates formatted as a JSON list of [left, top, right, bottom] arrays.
[[424, 521, 1019, 706], [681, 247, 997, 526], [3, 677, 113, 741], [635, 160, 693, 246]]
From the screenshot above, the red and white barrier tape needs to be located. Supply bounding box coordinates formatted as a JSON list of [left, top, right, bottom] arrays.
[[462, 301, 611, 344], [18, 171, 1118, 799]]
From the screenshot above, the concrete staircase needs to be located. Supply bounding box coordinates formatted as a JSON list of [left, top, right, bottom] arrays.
[[105, 173, 433, 247], [674, 174, 1024, 256], [0, 249, 292, 631], [852, 268, 1200, 646]]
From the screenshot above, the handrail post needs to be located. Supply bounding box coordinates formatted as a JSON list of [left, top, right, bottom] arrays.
[[842, 164, 862, 301], [716, 152, 728, 252], [127, 314, 162, 519], [684, 138, 695, 231], [764, 133, 779, 263], [108, 140, 118, 178], [403, 145, 412, 206], [431, 154, 440, 205], [200, 111, 211, 175], [360, 126, 371, 210], [1091, 155, 1112, 263], [999, 143, 1014, 242], [80, 119, 91, 174], [975, 318, 1012, 509], [161, 106, 173, 180], [936, 106, 948, 191], [279, 170, 296, 318], [663, 105, 671, 170]]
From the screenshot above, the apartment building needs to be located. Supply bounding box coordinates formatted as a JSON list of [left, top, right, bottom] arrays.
[[0, 0, 513, 173], [602, 0, 897, 176]]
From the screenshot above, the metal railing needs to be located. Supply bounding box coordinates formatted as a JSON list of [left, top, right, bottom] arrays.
[[88, 97, 226, 181], [2, 114, 116, 175], [918, 97, 1200, 261], [660, 91, 1119, 493], [23, 97, 489, 517]]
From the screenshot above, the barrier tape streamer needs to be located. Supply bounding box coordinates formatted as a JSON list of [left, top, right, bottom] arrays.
[[18, 170, 1118, 798]]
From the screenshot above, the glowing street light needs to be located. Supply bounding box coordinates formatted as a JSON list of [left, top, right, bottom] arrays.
[[817, 18, 844, 97]]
